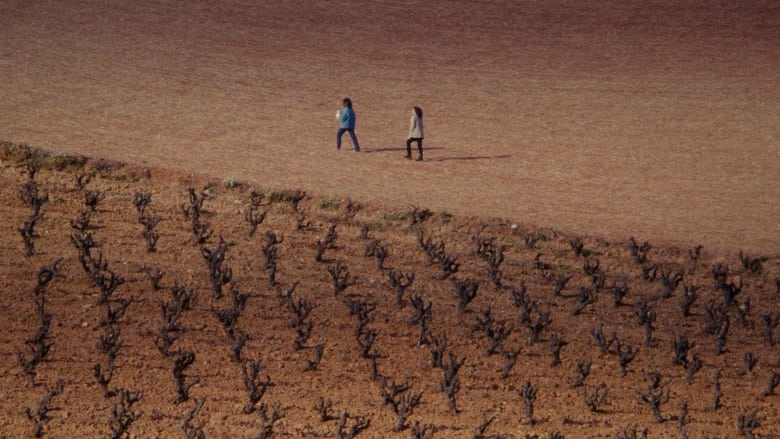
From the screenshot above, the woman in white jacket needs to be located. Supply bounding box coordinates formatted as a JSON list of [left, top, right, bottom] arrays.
[[406, 106, 424, 161]]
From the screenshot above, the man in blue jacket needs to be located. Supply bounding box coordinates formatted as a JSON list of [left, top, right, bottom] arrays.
[[336, 97, 360, 152]]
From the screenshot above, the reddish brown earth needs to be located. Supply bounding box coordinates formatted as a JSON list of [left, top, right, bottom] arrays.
[[1, 1, 779, 438], [1, 0, 778, 254], [1, 147, 779, 438]]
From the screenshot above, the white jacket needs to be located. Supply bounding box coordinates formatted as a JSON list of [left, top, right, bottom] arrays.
[[409, 115, 424, 139]]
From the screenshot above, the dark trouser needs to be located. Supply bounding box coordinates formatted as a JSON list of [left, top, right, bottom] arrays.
[[337, 128, 360, 151], [406, 138, 423, 159]]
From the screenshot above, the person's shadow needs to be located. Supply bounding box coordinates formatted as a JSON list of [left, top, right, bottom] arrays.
[[430, 154, 511, 162], [363, 146, 510, 162], [362, 146, 444, 154]]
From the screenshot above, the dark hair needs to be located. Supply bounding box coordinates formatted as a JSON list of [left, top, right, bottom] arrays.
[[414, 106, 423, 118], [343, 98, 353, 108]]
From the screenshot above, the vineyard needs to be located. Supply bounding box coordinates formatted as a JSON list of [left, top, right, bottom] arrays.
[[1, 142, 779, 438]]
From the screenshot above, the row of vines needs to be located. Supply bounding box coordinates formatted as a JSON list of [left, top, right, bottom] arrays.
[[2, 144, 779, 438]]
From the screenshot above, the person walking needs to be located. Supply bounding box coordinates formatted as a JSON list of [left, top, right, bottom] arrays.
[[336, 97, 360, 152], [406, 106, 424, 161]]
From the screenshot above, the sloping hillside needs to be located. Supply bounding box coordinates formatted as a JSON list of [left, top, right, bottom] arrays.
[[2, 144, 779, 438]]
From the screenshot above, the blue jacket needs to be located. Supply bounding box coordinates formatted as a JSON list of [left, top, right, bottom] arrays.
[[339, 107, 356, 129]]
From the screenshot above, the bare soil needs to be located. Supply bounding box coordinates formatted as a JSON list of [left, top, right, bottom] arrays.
[[1, 1, 778, 254], [1, 1, 779, 438], [1, 145, 779, 438]]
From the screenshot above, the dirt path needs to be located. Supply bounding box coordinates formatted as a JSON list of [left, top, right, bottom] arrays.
[[1, 0, 778, 254]]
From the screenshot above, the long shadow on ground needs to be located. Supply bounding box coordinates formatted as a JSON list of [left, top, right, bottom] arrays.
[[362, 146, 444, 154], [430, 154, 511, 162], [363, 146, 510, 162]]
